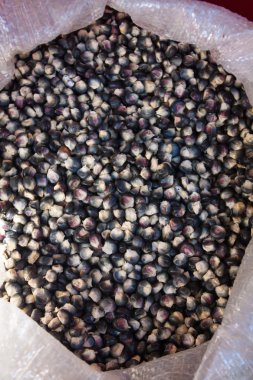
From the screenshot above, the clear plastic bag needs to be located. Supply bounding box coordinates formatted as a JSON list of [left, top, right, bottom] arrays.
[[0, 1, 253, 379]]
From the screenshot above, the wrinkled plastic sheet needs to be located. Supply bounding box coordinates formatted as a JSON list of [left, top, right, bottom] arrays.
[[0, 1, 253, 379]]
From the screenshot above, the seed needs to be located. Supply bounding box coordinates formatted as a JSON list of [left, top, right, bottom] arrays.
[[215, 284, 229, 298], [113, 270, 127, 283], [201, 292, 214, 306], [110, 228, 124, 241], [164, 343, 177, 354], [181, 333, 195, 348], [114, 317, 129, 331], [169, 311, 184, 326], [186, 296, 196, 311], [13, 197, 27, 212], [101, 240, 117, 255], [49, 205, 63, 218], [5, 282, 21, 297], [137, 281, 152, 297], [142, 264, 156, 279], [123, 279, 137, 294], [82, 349, 96, 362], [89, 288, 101, 303], [125, 208, 137, 222], [45, 270, 57, 283], [111, 343, 124, 358], [49, 230, 65, 244], [173, 273, 189, 288], [98, 210, 112, 223], [160, 295, 175, 309], [196, 260, 209, 274], [120, 195, 134, 209], [79, 246, 93, 260], [57, 309, 70, 325], [144, 81, 156, 94], [233, 202, 246, 216], [33, 288, 51, 308], [47, 168, 59, 184], [213, 307, 224, 323], [124, 249, 139, 264], [173, 253, 187, 267], [210, 225, 226, 240], [156, 308, 169, 323]]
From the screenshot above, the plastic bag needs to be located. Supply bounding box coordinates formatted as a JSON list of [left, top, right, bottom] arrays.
[[0, 1, 253, 379]]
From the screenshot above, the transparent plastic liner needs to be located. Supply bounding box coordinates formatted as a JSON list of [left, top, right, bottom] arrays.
[[0, 1, 253, 379]]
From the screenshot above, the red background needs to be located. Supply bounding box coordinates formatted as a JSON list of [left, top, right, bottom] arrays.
[[206, 0, 253, 21]]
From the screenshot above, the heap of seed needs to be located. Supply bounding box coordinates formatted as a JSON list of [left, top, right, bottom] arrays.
[[0, 7, 253, 371]]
